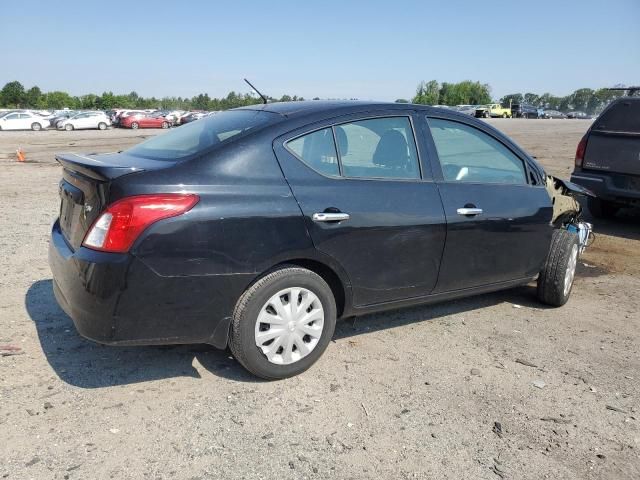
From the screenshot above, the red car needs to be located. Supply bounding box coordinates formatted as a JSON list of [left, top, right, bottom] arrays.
[[121, 114, 171, 129]]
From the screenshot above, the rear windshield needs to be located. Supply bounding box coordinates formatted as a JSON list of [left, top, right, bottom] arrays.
[[594, 100, 640, 133], [126, 110, 276, 160]]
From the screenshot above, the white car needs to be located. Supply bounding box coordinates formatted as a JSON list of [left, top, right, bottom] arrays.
[[58, 112, 111, 131], [0, 112, 49, 131]]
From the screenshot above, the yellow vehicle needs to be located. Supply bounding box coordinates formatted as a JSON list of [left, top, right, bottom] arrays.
[[475, 103, 512, 118]]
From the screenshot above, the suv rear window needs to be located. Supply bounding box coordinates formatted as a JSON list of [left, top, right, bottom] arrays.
[[126, 110, 276, 160], [594, 100, 640, 133]]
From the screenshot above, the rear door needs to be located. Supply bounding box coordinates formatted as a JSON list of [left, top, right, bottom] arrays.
[[584, 99, 640, 176], [274, 112, 447, 307], [423, 114, 552, 292]]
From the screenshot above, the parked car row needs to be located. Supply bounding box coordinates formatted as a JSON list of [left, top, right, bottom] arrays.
[[107, 109, 216, 129], [0, 107, 218, 131]]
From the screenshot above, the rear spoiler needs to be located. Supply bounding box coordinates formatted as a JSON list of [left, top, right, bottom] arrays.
[[55, 153, 143, 181]]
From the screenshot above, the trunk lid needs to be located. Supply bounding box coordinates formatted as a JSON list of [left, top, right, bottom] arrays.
[[56, 152, 174, 250], [583, 98, 640, 176]]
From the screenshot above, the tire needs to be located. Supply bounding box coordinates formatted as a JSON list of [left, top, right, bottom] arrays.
[[161, 121, 169, 129], [31, 122, 42, 131], [64, 124, 73, 131], [502, 113, 508, 118], [588, 197, 619, 219], [98, 122, 107, 130], [229, 266, 337, 379], [484, 112, 490, 118], [537, 229, 579, 307], [131, 122, 139, 129]]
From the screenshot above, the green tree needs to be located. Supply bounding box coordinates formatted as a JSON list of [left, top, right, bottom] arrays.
[[500, 93, 523, 106], [1, 81, 26, 107], [24, 86, 43, 108], [413, 80, 439, 105]]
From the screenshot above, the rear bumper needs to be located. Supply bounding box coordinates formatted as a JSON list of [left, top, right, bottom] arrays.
[[570, 170, 640, 205], [49, 220, 248, 348]]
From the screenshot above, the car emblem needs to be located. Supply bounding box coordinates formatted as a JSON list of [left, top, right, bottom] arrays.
[[84, 204, 92, 213]]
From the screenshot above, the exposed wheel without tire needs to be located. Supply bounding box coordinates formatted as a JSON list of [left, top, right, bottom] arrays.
[[31, 122, 42, 131], [64, 124, 73, 131], [98, 122, 107, 130], [537, 229, 579, 307], [588, 197, 619, 219], [229, 266, 337, 379]]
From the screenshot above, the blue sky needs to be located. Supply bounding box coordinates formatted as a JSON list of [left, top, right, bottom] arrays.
[[1, 0, 638, 101]]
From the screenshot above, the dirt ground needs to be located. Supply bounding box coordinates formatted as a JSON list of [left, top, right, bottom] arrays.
[[0, 120, 638, 480]]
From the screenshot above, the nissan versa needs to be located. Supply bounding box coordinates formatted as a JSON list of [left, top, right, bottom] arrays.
[[49, 102, 593, 379]]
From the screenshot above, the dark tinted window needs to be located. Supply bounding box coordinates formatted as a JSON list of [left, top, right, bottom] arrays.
[[287, 128, 340, 176], [429, 118, 526, 185], [337, 117, 420, 179], [594, 100, 640, 133], [126, 110, 275, 160]]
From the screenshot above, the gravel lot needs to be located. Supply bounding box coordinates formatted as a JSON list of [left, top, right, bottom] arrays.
[[0, 120, 638, 479]]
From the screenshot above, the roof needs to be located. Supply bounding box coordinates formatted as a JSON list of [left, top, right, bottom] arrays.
[[237, 100, 416, 118]]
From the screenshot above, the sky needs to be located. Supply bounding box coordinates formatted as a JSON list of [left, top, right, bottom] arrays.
[[1, 0, 638, 102]]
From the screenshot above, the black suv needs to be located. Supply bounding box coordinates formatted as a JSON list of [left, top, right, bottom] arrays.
[[571, 97, 640, 217], [49, 101, 590, 379], [511, 104, 540, 119]]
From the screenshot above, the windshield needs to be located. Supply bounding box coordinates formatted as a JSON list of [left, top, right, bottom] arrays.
[[125, 109, 277, 160]]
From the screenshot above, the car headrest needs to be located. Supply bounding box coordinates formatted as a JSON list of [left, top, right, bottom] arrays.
[[372, 129, 408, 167]]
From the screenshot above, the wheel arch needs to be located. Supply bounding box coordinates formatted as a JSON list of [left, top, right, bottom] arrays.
[[261, 257, 351, 318]]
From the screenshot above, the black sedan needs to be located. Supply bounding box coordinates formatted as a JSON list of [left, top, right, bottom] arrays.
[[49, 101, 591, 379]]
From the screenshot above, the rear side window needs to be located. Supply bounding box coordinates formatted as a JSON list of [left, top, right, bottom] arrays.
[[126, 110, 276, 160], [287, 128, 340, 176], [594, 100, 640, 133], [286, 116, 420, 180], [337, 117, 420, 179], [429, 118, 526, 185]]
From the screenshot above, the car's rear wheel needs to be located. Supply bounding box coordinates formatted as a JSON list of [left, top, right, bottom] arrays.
[[484, 112, 490, 118], [502, 113, 508, 118], [98, 122, 107, 130], [588, 197, 619, 219], [229, 266, 337, 379], [131, 122, 139, 129], [161, 121, 169, 129], [64, 124, 73, 131], [537, 229, 579, 307], [31, 122, 42, 131]]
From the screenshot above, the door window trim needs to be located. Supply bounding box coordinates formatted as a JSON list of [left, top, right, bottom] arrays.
[[282, 114, 426, 182], [425, 114, 539, 187]]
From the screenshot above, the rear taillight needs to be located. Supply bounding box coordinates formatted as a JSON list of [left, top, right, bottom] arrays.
[[82, 194, 199, 253], [575, 133, 588, 167]]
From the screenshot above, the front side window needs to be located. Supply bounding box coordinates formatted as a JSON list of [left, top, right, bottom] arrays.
[[287, 127, 339, 176], [428, 118, 526, 185], [337, 117, 420, 179]]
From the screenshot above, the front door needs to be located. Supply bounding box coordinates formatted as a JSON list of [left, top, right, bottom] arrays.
[[424, 116, 553, 292], [275, 113, 447, 306]]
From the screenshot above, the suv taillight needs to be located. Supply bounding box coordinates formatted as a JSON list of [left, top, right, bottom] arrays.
[[575, 133, 588, 168], [82, 194, 199, 253]]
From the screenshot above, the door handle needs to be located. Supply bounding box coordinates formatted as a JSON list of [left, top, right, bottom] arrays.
[[312, 212, 350, 222], [456, 207, 483, 216]]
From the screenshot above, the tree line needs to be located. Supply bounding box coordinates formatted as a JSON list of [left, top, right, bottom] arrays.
[[0, 79, 631, 115], [410, 79, 628, 115], [0, 80, 310, 111]]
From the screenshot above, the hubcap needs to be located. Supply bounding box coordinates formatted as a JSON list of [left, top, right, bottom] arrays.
[[564, 244, 578, 297], [254, 287, 324, 365]]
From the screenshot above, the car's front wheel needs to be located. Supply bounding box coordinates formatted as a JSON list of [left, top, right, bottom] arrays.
[[64, 124, 73, 131], [537, 229, 579, 307], [131, 122, 139, 129], [161, 121, 169, 129], [31, 122, 42, 131], [229, 266, 337, 379], [98, 122, 107, 130]]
